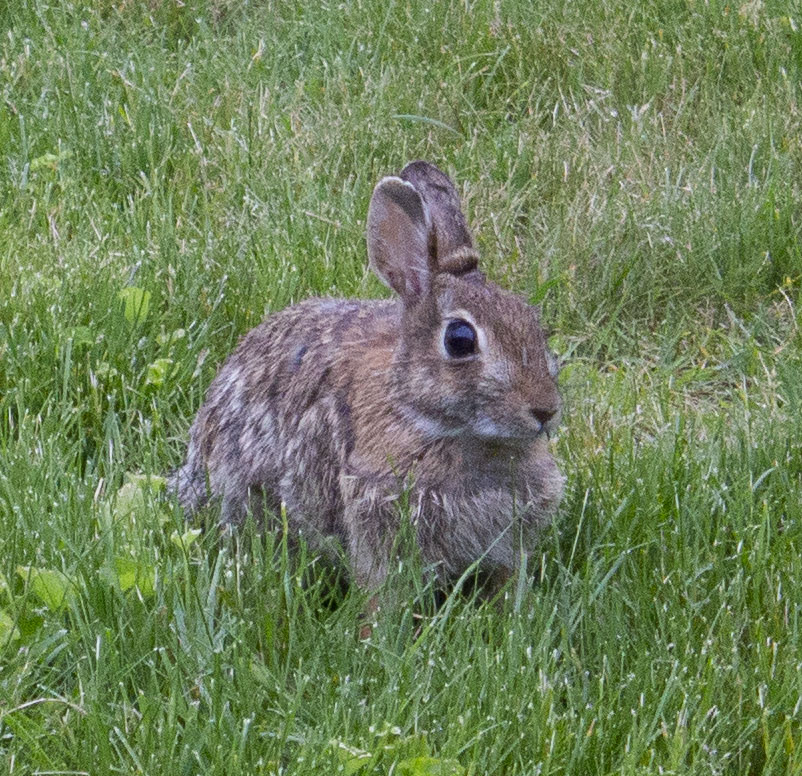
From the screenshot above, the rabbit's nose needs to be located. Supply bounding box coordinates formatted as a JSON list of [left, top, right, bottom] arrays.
[[531, 407, 557, 427]]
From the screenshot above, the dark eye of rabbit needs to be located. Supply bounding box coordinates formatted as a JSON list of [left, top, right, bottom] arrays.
[[444, 319, 478, 358]]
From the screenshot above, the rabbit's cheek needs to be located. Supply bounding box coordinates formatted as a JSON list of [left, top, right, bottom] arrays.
[[479, 356, 513, 387]]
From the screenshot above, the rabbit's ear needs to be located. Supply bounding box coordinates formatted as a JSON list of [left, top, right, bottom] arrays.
[[367, 176, 433, 302], [400, 161, 479, 277]]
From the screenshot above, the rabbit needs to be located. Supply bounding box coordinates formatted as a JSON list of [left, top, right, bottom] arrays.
[[168, 161, 564, 593]]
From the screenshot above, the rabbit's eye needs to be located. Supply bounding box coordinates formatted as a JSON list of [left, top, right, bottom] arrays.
[[444, 319, 478, 358]]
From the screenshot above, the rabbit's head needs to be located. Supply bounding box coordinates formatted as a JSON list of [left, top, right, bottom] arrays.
[[367, 161, 561, 446]]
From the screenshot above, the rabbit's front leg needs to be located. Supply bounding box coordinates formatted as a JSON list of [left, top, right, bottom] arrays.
[[342, 488, 400, 591], [341, 485, 401, 640]]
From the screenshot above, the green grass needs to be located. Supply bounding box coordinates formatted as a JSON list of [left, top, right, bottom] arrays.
[[1, 0, 801, 773]]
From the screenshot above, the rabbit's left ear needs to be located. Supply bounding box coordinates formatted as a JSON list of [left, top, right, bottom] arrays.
[[367, 176, 432, 303], [400, 161, 479, 277]]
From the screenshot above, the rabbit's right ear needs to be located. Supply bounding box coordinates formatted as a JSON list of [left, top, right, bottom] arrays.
[[367, 176, 432, 303]]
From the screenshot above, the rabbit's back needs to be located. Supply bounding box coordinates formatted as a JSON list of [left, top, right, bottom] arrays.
[[171, 296, 400, 530]]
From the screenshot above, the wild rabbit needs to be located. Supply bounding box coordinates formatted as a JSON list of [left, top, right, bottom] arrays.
[[169, 161, 564, 592]]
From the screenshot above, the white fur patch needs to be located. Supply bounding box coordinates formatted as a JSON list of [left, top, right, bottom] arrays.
[[399, 405, 461, 439], [472, 415, 506, 438]]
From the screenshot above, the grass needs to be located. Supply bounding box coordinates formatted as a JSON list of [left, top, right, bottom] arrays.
[[1, 0, 801, 773]]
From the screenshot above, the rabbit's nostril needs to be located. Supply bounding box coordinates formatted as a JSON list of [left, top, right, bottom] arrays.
[[531, 407, 556, 426]]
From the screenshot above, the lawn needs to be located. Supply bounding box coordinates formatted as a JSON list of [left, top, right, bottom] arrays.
[[1, 0, 801, 773]]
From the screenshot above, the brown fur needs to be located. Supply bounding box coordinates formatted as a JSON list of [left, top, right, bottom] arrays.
[[168, 162, 564, 590]]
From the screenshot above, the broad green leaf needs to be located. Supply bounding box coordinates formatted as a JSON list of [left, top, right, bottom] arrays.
[[114, 557, 156, 596], [115, 481, 147, 519], [330, 739, 373, 775], [0, 608, 20, 645], [69, 325, 95, 348], [170, 528, 202, 550], [16, 566, 75, 612], [396, 757, 466, 776], [145, 357, 174, 388], [29, 152, 61, 171], [16, 611, 45, 641], [118, 286, 151, 326], [115, 474, 166, 521]]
